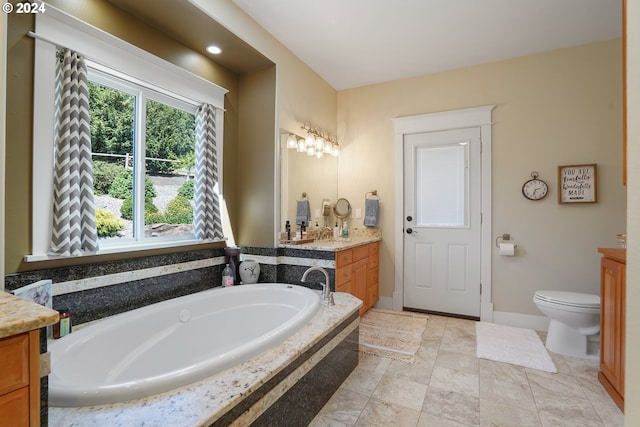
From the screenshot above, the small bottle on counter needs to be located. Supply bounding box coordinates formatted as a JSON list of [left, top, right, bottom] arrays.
[[334, 222, 340, 239], [342, 221, 349, 238], [53, 308, 72, 339], [222, 263, 234, 287]]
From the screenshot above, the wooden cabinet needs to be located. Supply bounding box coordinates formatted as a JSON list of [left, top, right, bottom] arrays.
[[335, 241, 380, 315], [598, 248, 625, 412], [0, 330, 40, 427]]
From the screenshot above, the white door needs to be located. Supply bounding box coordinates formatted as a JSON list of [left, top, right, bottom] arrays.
[[403, 127, 482, 318]]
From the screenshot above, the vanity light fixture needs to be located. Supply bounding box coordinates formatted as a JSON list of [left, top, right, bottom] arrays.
[[294, 122, 339, 159]]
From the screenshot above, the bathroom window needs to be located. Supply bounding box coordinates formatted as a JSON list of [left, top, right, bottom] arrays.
[[88, 68, 198, 245], [28, 8, 229, 260]]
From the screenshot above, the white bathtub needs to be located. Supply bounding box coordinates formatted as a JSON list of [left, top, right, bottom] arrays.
[[48, 283, 320, 407]]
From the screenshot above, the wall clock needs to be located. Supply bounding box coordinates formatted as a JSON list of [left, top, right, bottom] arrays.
[[522, 172, 548, 201]]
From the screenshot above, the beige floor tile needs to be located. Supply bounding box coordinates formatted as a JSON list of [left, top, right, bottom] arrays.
[[417, 337, 441, 361], [372, 375, 428, 411], [422, 388, 480, 427], [341, 366, 385, 396], [536, 395, 604, 427], [429, 365, 479, 397], [435, 349, 479, 374], [564, 356, 600, 382], [385, 357, 434, 385], [354, 397, 421, 427], [313, 388, 370, 426], [479, 399, 541, 427], [417, 412, 468, 427], [439, 327, 477, 355], [479, 374, 536, 411], [478, 358, 528, 385], [527, 370, 587, 402], [358, 352, 393, 374], [318, 314, 625, 427], [576, 377, 624, 427]]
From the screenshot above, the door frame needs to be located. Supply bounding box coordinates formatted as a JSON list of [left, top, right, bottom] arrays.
[[392, 105, 495, 321]]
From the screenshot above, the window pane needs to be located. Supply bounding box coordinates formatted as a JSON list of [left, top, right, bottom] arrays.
[[88, 81, 136, 241], [144, 98, 196, 238], [416, 144, 468, 227]]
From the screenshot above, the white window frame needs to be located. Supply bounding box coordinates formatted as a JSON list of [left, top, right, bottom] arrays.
[[88, 67, 199, 247], [28, 5, 228, 261]]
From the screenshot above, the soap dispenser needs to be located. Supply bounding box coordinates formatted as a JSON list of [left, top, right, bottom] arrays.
[[333, 222, 339, 239], [342, 221, 349, 238]]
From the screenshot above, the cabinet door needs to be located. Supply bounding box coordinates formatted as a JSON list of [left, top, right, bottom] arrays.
[[353, 259, 368, 314], [600, 257, 625, 396], [0, 387, 29, 427]]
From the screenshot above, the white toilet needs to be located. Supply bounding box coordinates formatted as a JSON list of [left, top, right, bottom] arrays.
[[533, 290, 600, 359]]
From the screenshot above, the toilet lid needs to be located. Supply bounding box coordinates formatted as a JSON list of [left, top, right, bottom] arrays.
[[535, 290, 600, 308]]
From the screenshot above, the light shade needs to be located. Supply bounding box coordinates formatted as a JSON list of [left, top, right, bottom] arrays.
[[286, 134, 298, 149]]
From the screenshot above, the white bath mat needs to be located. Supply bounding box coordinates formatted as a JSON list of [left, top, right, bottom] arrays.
[[476, 322, 557, 373]]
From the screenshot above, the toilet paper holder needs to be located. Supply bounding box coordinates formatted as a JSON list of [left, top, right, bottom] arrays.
[[495, 233, 517, 248]]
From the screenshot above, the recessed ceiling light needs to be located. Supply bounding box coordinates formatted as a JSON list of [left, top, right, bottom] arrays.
[[206, 45, 222, 55]]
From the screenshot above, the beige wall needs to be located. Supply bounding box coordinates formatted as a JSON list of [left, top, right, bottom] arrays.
[[190, 0, 338, 238], [1, 12, 6, 288], [237, 65, 277, 246], [337, 39, 626, 316], [625, 0, 639, 423]]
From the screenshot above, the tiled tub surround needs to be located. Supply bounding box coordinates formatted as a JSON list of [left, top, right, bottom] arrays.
[[2, 238, 373, 424], [49, 292, 361, 427], [4, 248, 226, 325]]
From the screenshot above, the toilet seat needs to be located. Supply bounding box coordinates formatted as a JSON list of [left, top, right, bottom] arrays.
[[534, 290, 600, 309]]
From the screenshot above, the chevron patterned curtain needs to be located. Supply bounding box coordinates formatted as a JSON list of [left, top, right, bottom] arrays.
[[49, 49, 98, 256], [193, 104, 224, 240]]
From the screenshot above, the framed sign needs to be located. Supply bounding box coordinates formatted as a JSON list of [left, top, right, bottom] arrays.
[[558, 164, 597, 203]]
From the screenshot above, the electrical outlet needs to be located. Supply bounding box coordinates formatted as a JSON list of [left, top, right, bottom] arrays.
[[314, 209, 321, 218], [355, 208, 362, 219]]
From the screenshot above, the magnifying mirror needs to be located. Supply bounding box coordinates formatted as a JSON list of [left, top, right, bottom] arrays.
[[333, 198, 351, 219]]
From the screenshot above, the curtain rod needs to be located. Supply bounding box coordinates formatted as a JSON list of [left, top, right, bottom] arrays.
[[26, 31, 220, 111]]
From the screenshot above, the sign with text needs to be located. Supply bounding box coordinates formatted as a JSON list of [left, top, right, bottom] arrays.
[[558, 164, 597, 204]]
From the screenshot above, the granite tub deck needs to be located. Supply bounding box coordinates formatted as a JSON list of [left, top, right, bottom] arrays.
[[49, 291, 362, 427]]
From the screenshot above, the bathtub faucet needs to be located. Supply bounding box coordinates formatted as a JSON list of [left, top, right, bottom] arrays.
[[301, 267, 335, 306]]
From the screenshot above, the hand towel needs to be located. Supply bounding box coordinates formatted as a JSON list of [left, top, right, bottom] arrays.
[[296, 200, 310, 226], [364, 198, 379, 227]]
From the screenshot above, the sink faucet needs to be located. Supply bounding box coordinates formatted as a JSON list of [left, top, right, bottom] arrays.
[[321, 227, 333, 240], [301, 266, 335, 305]]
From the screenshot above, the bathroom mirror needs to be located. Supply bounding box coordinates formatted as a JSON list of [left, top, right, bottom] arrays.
[[333, 198, 351, 219], [279, 130, 338, 232]]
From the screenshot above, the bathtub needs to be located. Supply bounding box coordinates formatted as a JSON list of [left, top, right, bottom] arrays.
[[48, 283, 320, 407]]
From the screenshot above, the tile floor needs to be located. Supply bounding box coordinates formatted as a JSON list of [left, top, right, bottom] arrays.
[[311, 314, 624, 427]]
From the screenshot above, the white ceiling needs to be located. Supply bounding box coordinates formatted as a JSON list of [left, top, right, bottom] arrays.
[[232, 0, 622, 90]]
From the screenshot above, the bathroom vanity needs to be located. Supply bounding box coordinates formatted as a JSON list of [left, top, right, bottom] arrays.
[[598, 247, 625, 412], [280, 229, 381, 315], [0, 292, 59, 427]]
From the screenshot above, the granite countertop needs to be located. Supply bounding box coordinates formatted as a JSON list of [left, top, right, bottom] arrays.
[[279, 228, 382, 252], [0, 291, 60, 339], [49, 291, 362, 427]]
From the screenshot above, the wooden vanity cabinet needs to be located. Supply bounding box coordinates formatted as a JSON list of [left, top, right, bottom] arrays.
[[0, 330, 40, 427], [335, 241, 380, 315], [598, 248, 625, 412]]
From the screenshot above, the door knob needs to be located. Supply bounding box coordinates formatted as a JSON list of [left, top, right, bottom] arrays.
[[406, 228, 415, 234]]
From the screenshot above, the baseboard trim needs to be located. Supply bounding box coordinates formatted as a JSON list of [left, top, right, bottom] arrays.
[[492, 311, 550, 332], [374, 296, 393, 310]]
